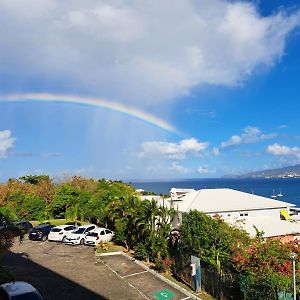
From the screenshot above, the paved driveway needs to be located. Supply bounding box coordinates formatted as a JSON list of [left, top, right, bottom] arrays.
[[2, 239, 145, 300], [2, 239, 196, 300]]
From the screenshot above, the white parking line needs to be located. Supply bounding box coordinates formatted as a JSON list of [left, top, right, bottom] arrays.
[[180, 297, 191, 300], [101, 261, 150, 300], [122, 270, 148, 278]]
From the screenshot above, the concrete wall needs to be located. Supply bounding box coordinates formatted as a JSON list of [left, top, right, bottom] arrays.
[[206, 208, 284, 220], [173, 207, 287, 228]]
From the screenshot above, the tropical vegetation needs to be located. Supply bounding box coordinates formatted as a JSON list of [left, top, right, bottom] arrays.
[[179, 210, 300, 299], [0, 175, 299, 299]]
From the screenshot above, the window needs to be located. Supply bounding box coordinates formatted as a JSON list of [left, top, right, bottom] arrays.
[[65, 226, 75, 231], [87, 232, 98, 237], [87, 226, 95, 232], [240, 213, 249, 217]]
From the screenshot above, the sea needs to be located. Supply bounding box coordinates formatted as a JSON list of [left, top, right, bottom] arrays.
[[131, 178, 300, 207]]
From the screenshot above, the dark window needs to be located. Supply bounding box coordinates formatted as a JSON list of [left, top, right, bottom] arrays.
[[86, 232, 98, 237], [100, 231, 105, 235], [65, 226, 75, 231], [51, 228, 62, 232], [73, 228, 85, 234], [105, 230, 112, 234]]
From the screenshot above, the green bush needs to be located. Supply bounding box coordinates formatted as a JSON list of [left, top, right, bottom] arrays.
[[134, 243, 149, 261]]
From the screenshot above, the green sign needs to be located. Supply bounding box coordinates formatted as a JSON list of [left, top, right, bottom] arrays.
[[153, 289, 176, 300]]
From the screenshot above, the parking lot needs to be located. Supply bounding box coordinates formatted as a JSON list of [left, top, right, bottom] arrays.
[[1, 239, 196, 300]]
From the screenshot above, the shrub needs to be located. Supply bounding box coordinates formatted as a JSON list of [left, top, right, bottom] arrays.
[[134, 243, 149, 261]]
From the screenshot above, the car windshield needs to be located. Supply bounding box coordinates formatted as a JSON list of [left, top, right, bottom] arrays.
[[51, 228, 62, 232], [73, 228, 85, 234], [86, 232, 98, 237], [65, 226, 75, 231]]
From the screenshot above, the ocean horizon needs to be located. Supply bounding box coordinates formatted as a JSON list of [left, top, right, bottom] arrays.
[[131, 178, 300, 208]]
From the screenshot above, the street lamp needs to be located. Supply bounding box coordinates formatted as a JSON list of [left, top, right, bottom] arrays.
[[290, 252, 298, 300]]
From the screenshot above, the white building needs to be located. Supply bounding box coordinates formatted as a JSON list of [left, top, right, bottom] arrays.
[[227, 216, 300, 241], [167, 188, 295, 228], [170, 188, 196, 199]]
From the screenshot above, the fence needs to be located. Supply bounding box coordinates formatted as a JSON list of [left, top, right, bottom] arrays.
[[172, 250, 243, 300], [172, 251, 296, 300]]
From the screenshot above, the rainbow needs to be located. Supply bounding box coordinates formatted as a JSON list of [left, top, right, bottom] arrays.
[[0, 93, 177, 134]]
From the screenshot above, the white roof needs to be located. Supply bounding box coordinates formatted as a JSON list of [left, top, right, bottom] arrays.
[[171, 188, 196, 194], [227, 217, 300, 238], [171, 188, 295, 213]]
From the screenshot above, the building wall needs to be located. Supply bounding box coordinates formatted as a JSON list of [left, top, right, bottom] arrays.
[[173, 207, 287, 228], [206, 208, 284, 220]]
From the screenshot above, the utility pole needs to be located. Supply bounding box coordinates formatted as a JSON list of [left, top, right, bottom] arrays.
[[291, 252, 298, 300]]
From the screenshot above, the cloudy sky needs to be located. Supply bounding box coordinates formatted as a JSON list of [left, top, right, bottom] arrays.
[[1, 0, 300, 181]]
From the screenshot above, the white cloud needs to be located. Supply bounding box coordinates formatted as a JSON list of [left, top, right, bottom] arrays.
[[0, 1, 299, 103], [220, 126, 276, 149], [0, 130, 15, 158], [197, 165, 216, 174], [211, 147, 220, 156], [169, 162, 188, 174], [197, 166, 209, 174], [278, 124, 289, 129], [139, 138, 209, 160], [267, 143, 300, 160]]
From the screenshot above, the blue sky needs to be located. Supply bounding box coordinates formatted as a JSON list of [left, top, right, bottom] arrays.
[[1, 0, 300, 181]]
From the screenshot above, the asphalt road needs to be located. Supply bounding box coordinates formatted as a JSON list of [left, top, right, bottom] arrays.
[[1, 238, 192, 300], [2, 239, 145, 300]]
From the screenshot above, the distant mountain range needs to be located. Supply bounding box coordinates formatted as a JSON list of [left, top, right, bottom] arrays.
[[223, 164, 300, 179]]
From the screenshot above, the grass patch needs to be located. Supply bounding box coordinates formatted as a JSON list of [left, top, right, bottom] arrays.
[[30, 219, 89, 227], [95, 242, 127, 254]]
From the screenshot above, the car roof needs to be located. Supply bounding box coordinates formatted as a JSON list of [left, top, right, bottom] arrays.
[[90, 227, 110, 232], [77, 224, 96, 229], [53, 225, 75, 229], [0, 281, 37, 296], [34, 224, 52, 229]]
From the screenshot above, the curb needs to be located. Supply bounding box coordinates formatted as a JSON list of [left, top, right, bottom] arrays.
[[97, 251, 202, 300], [95, 251, 122, 257]]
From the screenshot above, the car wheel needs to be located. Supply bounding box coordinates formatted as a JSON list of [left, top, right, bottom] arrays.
[[80, 238, 84, 245], [42, 235, 47, 242], [62, 236, 66, 243]]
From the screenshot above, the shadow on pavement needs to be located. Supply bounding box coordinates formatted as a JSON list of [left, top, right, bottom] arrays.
[[1, 251, 108, 300]]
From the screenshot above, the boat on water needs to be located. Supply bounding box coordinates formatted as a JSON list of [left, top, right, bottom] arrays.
[[277, 189, 283, 197], [271, 189, 277, 198]]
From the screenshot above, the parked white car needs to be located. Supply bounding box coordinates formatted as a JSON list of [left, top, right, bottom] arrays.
[[64, 224, 97, 245], [84, 228, 114, 246], [48, 225, 77, 242]]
